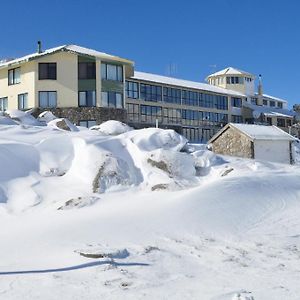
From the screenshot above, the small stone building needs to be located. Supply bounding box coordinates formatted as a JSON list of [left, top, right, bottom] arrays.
[[208, 123, 295, 164]]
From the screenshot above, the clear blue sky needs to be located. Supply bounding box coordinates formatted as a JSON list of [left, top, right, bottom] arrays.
[[1, 0, 300, 107]]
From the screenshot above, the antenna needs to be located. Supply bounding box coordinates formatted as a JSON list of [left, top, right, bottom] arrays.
[[165, 62, 178, 77]]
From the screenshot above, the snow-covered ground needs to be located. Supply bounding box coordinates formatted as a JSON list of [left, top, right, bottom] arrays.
[[0, 112, 300, 300]]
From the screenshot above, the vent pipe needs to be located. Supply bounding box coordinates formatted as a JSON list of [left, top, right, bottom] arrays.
[[37, 41, 42, 54], [258, 74, 263, 96]]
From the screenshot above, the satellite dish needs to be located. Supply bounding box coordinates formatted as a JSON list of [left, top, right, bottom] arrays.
[[253, 111, 261, 119]]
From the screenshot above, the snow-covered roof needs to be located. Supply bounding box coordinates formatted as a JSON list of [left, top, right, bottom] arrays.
[[207, 67, 254, 78], [260, 93, 287, 103], [209, 123, 295, 143], [244, 102, 294, 118], [132, 71, 246, 97], [0, 44, 134, 69]]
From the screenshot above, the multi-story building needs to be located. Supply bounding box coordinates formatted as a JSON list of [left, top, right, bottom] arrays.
[[0, 43, 294, 142]]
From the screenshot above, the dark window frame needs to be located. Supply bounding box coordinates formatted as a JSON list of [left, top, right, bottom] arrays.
[[78, 62, 96, 79], [38, 63, 57, 80], [8, 67, 21, 85]]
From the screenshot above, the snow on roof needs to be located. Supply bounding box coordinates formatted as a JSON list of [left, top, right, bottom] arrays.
[[132, 71, 246, 97], [260, 93, 287, 103], [244, 102, 294, 118], [207, 67, 254, 78], [209, 123, 295, 143], [0, 44, 133, 69], [230, 123, 295, 141]]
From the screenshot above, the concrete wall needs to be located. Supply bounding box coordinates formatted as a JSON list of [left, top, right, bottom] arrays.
[[254, 140, 291, 164], [211, 127, 253, 158], [0, 61, 36, 109]]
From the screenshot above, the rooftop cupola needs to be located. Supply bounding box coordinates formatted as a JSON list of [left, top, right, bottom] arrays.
[[206, 67, 255, 96]]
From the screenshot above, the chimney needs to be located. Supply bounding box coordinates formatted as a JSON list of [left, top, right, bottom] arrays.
[[37, 41, 42, 54], [258, 74, 263, 96]]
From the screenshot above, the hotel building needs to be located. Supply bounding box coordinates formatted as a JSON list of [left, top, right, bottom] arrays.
[[0, 43, 294, 142]]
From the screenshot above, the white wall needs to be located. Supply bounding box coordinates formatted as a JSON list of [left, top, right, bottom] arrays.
[[254, 140, 291, 164]]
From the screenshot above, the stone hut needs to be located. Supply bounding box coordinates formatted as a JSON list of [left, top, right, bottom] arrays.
[[208, 123, 295, 164]]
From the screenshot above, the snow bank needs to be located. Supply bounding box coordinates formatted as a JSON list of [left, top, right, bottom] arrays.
[[47, 118, 79, 132], [6, 109, 44, 126], [125, 128, 187, 151], [90, 120, 132, 135]]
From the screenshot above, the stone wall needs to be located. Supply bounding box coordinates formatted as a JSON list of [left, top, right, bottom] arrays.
[[32, 107, 127, 125], [211, 126, 254, 159]]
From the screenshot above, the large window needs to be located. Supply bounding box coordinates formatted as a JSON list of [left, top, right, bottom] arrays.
[[39, 63, 57, 80], [277, 118, 285, 127], [79, 91, 96, 107], [199, 93, 228, 110], [163, 87, 181, 104], [0, 97, 8, 111], [182, 90, 198, 106], [18, 93, 28, 110], [231, 97, 242, 108], [277, 102, 283, 109], [8, 68, 21, 85], [101, 91, 123, 108], [78, 62, 96, 79], [163, 108, 182, 124], [140, 84, 162, 102], [182, 109, 199, 126], [79, 120, 97, 128], [263, 100, 268, 106], [127, 103, 139, 122], [39, 91, 57, 108], [126, 81, 139, 99], [140, 105, 162, 123], [251, 98, 257, 105], [101, 63, 123, 81]]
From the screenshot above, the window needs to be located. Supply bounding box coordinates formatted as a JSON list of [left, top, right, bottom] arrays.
[[18, 93, 28, 110], [263, 100, 268, 106], [0, 97, 8, 111], [232, 115, 243, 123], [140, 105, 162, 123], [79, 91, 96, 107], [126, 103, 139, 122], [287, 119, 292, 127], [140, 83, 162, 102], [126, 81, 139, 99], [8, 68, 21, 85], [101, 63, 123, 81], [163, 108, 182, 124], [39, 91, 57, 108], [227, 76, 242, 84], [251, 98, 257, 105], [277, 118, 285, 127], [182, 90, 198, 106], [39, 63, 57, 80], [101, 91, 123, 108], [277, 102, 283, 109], [79, 120, 97, 128], [269, 101, 275, 107], [78, 62, 96, 79], [231, 97, 242, 108], [182, 109, 199, 126], [163, 87, 181, 104]]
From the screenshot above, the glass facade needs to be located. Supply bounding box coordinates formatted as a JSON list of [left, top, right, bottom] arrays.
[[231, 97, 242, 108], [164, 87, 181, 104], [140, 105, 162, 123], [140, 84, 162, 102]]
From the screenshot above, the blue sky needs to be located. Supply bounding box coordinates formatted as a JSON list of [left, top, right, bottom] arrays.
[[1, 0, 300, 107]]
